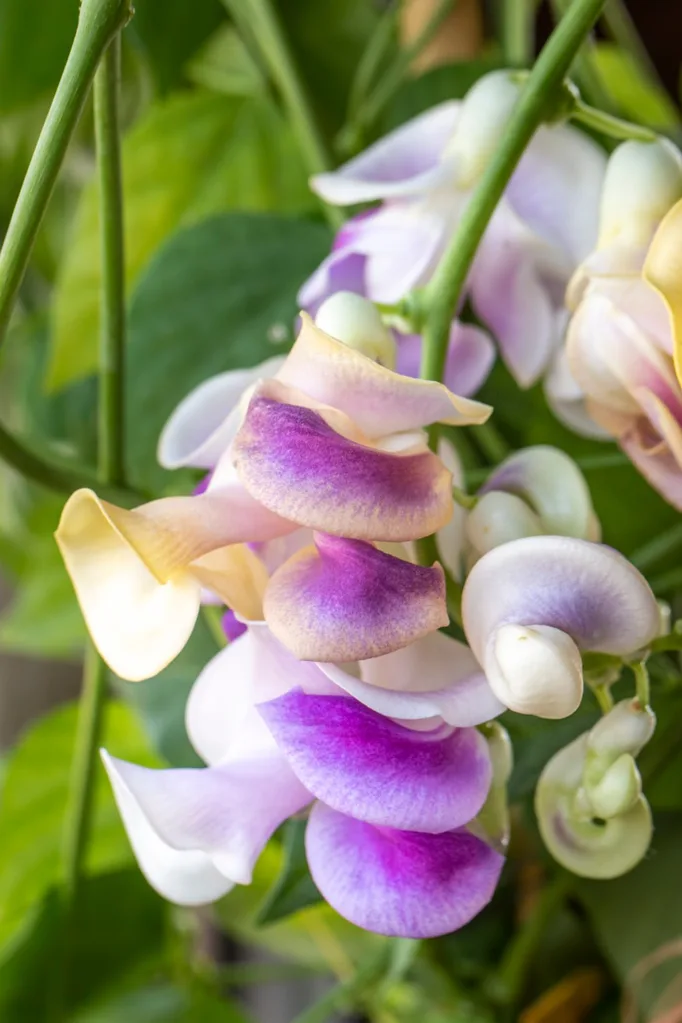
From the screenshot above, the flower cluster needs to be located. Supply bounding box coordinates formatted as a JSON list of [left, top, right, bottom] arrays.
[[56, 70, 674, 940]]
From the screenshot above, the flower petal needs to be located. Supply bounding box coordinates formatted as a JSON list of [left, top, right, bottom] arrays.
[[462, 536, 660, 658], [102, 750, 311, 902], [232, 385, 455, 541], [260, 689, 491, 832], [277, 314, 491, 437], [311, 102, 460, 204], [395, 322, 495, 398], [157, 356, 286, 470], [644, 197, 682, 385], [264, 534, 447, 661], [306, 803, 503, 938]]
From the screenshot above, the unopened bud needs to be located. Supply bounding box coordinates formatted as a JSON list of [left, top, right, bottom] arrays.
[[466, 491, 543, 558], [484, 623, 583, 718], [587, 699, 656, 760], [315, 292, 396, 368], [446, 71, 521, 188], [599, 138, 682, 250], [584, 753, 642, 818]]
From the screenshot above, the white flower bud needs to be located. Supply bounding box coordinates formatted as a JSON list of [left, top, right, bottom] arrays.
[[315, 292, 396, 369], [583, 753, 642, 819], [446, 71, 521, 189], [466, 491, 544, 559], [484, 623, 583, 719], [599, 138, 682, 250], [587, 699, 656, 760]]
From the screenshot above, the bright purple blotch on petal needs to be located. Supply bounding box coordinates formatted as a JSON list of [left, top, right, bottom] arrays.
[[221, 610, 247, 643], [259, 690, 492, 833], [305, 803, 504, 938], [263, 533, 448, 661]]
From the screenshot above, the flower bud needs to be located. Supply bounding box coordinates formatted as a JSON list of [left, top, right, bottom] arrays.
[[314, 292, 396, 369], [598, 138, 682, 250], [583, 753, 642, 819], [446, 71, 521, 188], [587, 699, 656, 761], [466, 491, 543, 559], [484, 623, 583, 719]]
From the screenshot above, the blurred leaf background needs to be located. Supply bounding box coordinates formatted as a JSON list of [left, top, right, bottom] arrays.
[[0, 0, 682, 1020]]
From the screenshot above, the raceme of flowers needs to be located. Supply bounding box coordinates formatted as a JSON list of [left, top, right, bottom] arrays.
[[55, 69, 678, 939]]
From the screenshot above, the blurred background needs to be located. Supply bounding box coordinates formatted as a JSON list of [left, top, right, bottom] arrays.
[[1, 1, 682, 1021]]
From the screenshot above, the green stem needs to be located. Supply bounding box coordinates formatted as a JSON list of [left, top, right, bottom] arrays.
[[630, 522, 682, 572], [470, 420, 510, 464], [291, 947, 392, 1023], [493, 873, 572, 1007], [572, 98, 656, 141], [419, 0, 607, 385], [501, 0, 535, 67], [414, 534, 440, 568], [346, 2, 399, 125], [0, 0, 132, 345], [631, 660, 651, 708], [549, 0, 618, 114], [95, 37, 126, 487], [222, 0, 342, 230]]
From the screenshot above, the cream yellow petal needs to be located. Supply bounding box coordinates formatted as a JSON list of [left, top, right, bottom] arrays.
[[55, 489, 201, 681], [191, 545, 268, 622], [644, 198, 682, 385]]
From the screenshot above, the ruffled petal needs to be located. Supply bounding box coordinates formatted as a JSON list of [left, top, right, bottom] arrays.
[[261, 689, 491, 832], [644, 197, 682, 385], [277, 314, 491, 437], [395, 322, 495, 398], [462, 536, 660, 658], [102, 750, 310, 903], [506, 123, 605, 262], [232, 384, 455, 541], [544, 345, 613, 440], [56, 489, 271, 681], [620, 390, 682, 509], [157, 356, 286, 470], [311, 102, 460, 204], [481, 445, 598, 539], [306, 803, 503, 938], [264, 533, 447, 661]]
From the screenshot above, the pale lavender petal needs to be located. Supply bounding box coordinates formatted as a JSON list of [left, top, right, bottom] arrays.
[[507, 124, 605, 262], [264, 533, 447, 661], [311, 102, 460, 204], [359, 202, 449, 303], [259, 690, 491, 832], [298, 248, 367, 314], [232, 394, 453, 541], [102, 751, 311, 895], [462, 536, 660, 660], [306, 803, 504, 938], [396, 322, 495, 397]]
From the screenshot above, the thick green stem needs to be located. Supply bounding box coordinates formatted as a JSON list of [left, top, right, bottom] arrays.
[[94, 37, 126, 487], [419, 0, 607, 385], [222, 0, 343, 230], [0, 0, 132, 344]]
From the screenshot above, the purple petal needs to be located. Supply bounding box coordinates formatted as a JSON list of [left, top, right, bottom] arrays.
[[297, 249, 368, 315], [222, 610, 247, 642], [101, 750, 311, 902], [259, 689, 491, 832], [306, 803, 504, 938], [462, 536, 660, 659], [311, 102, 460, 204], [263, 533, 447, 661], [232, 393, 453, 541], [396, 322, 495, 397]]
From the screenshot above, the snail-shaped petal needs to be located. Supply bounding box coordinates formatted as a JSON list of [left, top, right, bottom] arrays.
[[462, 537, 660, 718]]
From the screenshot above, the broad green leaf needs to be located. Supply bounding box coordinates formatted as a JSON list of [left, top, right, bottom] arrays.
[[0, 870, 166, 1019], [577, 814, 682, 1017], [593, 43, 681, 131], [49, 92, 315, 390], [185, 25, 265, 96], [0, 700, 159, 952], [0, 0, 78, 113], [124, 212, 332, 491], [132, 0, 226, 94], [74, 984, 251, 1023], [257, 819, 322, 924]]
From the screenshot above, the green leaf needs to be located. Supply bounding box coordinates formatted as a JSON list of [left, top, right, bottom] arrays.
[[132, 0, 226, 94], [123, 212, 332, 491], [0, 0, 78, 113], [0, 700, 159, 953], [577, 814, 682, 1017], [386, 58, 504, 130], [185, 25, 265, 96], [49, 92, 316, 390], [257, 819, 322, 924], [592, 43, 681, 131], [74, 984, 251, 1023], [0, 870, 166, 1019]]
